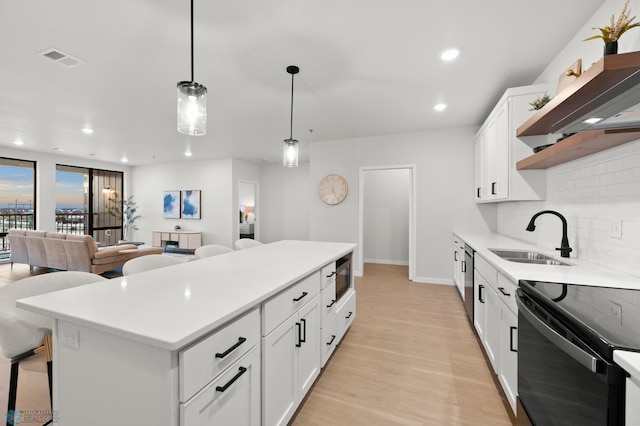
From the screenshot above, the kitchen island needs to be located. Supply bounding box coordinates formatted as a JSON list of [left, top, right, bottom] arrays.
[[18, 240, 357, 426]]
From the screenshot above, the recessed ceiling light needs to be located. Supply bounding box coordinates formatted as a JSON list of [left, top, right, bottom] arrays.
[[53, 147, 66, 152], [583, 117, 603, 124], [434, 103, 447, 112], [121, 157, 128, 163], [82, 127, 94, 134], [440, 48, 460, 61], [13, 139, 24, 146], [185, 151, 192, 157]]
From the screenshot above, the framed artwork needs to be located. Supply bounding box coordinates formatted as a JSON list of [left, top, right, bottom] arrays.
[[181, 190, 201, 219], [163, 190, 181, 219]]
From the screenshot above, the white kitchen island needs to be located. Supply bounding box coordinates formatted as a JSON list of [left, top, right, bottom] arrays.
[[17, 240, 357, 426]]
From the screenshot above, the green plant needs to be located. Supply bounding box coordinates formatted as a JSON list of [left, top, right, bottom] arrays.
[[107, 194, 140, 240], [529, 94, 551, 111], [584, 0, 640, 44]]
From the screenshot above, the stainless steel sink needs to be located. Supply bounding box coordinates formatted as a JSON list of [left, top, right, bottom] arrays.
[[488, 248, 571, 266]]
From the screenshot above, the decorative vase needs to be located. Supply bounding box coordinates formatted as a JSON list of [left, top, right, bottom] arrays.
[[604, 41, 618, 55]]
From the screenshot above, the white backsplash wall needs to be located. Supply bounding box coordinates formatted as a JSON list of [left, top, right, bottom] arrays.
[[498, 138, 640, 278]]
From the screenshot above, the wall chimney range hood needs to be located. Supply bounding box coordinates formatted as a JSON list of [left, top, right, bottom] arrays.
[[517, 51, 640, 137]]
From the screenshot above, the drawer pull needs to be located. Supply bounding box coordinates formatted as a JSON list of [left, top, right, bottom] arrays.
[[327, 335, 336, 346], [498, 287, 511, 297], [345, 311, 353, 319], [300, 318, 307, 343], [295, 322, 302, 348], [293, 291, 308, 302], [215, 366, 247, 393], [215, 337, 247, 359], [326, 299, 336, 308], [326, 271, 336, 278]]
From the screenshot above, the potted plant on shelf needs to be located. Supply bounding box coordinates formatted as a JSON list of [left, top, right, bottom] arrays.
[[584, 0, 640, 55]]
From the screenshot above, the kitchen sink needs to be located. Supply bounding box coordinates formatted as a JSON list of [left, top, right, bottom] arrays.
[[488, 248, 572, 266]]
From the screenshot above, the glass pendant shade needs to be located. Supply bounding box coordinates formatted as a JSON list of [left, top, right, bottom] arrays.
[[177, 81, 207, 136], [283, 138, 299, 167]]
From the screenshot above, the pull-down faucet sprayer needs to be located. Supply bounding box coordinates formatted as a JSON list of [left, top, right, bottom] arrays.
[[526, 210, 573, 258]]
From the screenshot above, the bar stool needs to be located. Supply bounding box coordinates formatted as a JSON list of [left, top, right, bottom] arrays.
[[234, 238, 264, 250], [0, 271, 106, 426], [194, 244, 234, 259], [122, 254, 184, 275]]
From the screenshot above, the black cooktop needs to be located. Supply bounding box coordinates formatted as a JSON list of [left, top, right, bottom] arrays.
[[519, 280, 640, 359]]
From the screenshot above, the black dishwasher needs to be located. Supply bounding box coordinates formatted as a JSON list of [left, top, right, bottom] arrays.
[[516, 280, 637, 425]]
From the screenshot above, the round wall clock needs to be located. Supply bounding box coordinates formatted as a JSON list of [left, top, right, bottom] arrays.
[[318, 174, 348, 205]]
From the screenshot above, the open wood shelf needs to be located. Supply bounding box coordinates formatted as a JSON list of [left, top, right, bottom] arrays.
[[517, 51, 640, 137], [516, 129, 640, 170]]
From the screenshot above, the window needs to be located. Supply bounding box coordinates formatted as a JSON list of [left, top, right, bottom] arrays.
[[0, 157, 36, 258]]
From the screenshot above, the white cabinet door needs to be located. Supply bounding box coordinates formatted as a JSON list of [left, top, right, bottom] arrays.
[[475, 133, 484, 201], [484, 283, 499, 372], [263, 315, 298, 426], [499, 304, 518, 414], [181, 346, 261, 426], [473, 270, 487, 342], [262, 294, 320, 426], [483, 117, 498, 200], [297, 295, 321, 399], [493, 101, 510, 200], [335, 290, 356, 344], [321, 314, 337, 367]]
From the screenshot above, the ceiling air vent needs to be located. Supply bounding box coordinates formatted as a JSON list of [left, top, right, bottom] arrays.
[[38, 48, 84, 68]]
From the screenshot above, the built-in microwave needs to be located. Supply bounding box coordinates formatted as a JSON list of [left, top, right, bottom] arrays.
[[335, 253, 352, 302]]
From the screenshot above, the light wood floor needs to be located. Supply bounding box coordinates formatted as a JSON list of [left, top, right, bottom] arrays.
[[0, 262, 512, 426]]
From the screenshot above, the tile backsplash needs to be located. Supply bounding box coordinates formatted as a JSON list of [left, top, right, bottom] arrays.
[[498, 138, 640, 278]]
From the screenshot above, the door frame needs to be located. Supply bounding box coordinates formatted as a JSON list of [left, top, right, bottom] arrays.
[[358, 165, 416, 281], [238, 180, 259, 241]]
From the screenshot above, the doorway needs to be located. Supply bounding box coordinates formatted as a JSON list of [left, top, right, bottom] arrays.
[[358, 166, 416, 280], [238, 180, 259, 241]]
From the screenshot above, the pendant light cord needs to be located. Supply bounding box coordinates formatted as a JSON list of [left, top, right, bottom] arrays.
[[289, 72, 294, 140], [190, 0, 194, 83]]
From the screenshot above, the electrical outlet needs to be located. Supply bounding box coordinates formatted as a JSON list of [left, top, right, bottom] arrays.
[[609, 219, 622, 239], [60, 326, 80, 349], [608, 300, 622, 324], [105, 229, 111, 237]]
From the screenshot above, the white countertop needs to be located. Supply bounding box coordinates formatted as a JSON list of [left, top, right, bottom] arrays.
[[456, 232, 640, 290], [17, 240, 356, 351], [614, 350, 640, 381]]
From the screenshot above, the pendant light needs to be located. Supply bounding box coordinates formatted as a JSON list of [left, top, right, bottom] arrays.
[[283, 65, 300, 167], [177, 0, 207, 136]]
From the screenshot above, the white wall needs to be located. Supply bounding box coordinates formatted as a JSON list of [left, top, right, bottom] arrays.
[[363, 168, 410, 265], [131, 159, 234, 248], [259, 163, 310, 243], [2, 147, 130, 232], [499, 0, 640, 277], [309, 127, 497, 281]]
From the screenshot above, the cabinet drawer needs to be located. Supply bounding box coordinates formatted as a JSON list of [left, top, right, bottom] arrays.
[[321, 315, 337, 367], [475, 254, 497, 287], [180, 345, 261, 426], [180, 308, 260, 402], [335, 289, 356, 344], [320, 281, 336, 328], [321, 262, 336, 289], [263, 271, 320, 335], [497, 272, 517, 314]]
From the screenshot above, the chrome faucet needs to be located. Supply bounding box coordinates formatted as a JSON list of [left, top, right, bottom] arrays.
[[526, 210, 573, 258]]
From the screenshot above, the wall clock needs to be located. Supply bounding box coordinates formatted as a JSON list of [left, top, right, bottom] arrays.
[[318, 174, 348, 205]]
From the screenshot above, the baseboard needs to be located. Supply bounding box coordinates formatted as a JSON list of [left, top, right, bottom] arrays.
[[412, 276, 454, 286], [363, 258, 409, 266]]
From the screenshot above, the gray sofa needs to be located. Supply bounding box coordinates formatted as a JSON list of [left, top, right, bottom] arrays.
[[8, 229, 163, 274]]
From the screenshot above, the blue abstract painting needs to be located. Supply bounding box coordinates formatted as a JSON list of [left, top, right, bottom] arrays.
[[181, 190, 200, 219], [163, 190, 181, 218]]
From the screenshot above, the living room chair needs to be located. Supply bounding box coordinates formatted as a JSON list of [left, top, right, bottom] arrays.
[[0, 271, 107, 426], [234, 238, 264, 250], [122, 254, 185, 276], [194, 244, 234, 259]]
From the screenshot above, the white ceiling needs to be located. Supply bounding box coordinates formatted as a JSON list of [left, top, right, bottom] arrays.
[[0, 0, 605, 166]]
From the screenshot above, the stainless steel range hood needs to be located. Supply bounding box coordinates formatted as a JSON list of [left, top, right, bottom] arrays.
[[517, 51, 640, 137]]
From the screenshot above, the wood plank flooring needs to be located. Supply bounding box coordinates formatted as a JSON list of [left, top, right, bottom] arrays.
[[0, 262, 512, 425]]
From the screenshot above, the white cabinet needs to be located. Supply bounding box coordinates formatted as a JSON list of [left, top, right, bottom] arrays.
[[152, 230, 202, 250], [475, 84, 547, 203], [473, 253, 518, 414], [335, 289, 356, 343], [263, 274, 321, 426], [180, 346, 261, 426]]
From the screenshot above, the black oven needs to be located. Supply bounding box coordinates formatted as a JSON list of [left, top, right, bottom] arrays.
[[335, 253, 352, 302], [516, 280, 633, 426]]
